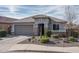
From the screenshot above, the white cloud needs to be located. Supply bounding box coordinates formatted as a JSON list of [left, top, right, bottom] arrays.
[[8, 5, 16, 13], [0, 5, 79, 24]]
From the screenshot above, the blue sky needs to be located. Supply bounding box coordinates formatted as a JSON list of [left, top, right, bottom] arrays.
[[0, 5, 65, 19], [0, 5, 79, 24]]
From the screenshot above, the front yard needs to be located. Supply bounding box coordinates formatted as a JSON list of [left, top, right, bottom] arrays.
[[18, 36, 79, 47], [17, 30, 79, 47]]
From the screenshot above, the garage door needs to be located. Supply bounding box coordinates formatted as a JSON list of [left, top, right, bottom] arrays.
[[15, 25, 33, 35]]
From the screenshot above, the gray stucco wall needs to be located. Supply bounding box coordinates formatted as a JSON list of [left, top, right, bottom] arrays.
[[33, 18, 49, 35], [49, 20, 66, 32]]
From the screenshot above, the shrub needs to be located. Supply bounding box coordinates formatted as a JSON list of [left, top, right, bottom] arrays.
[[52, 35, 59, 39], [32, 35, 35, 39], [59, 33, 66, 38], [0, 30, 7, 37], [67, 29, 79, 38], [72, 32, 79, 38], [40, 35, 49, 43], [68, 36, 76, 42], [46, 30, 52, 37]]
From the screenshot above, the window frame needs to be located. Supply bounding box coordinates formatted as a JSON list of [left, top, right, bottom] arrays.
[[53, 24, 59, 30]]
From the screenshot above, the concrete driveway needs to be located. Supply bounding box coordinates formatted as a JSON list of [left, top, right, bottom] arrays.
[[0, 35, 31, 52]]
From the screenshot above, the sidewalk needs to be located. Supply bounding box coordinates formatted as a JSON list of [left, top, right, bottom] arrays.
[[8, 44, 79, 53]]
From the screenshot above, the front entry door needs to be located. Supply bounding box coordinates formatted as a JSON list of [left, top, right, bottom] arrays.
[[38, 24, 44, 35]]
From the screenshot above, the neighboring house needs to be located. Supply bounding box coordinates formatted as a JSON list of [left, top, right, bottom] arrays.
[[12, 14, 67, 35], [0, 22, 12, 32], [0, 16, 17, 33]]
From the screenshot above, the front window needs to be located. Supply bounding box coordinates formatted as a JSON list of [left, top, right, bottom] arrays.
[[53, 24, 59, 30]]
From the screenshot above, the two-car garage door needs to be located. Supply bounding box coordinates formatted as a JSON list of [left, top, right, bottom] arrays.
[[15, 25, 33, 35]]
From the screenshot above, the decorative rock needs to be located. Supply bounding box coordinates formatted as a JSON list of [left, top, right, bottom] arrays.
[[28, 38, 31, 42]]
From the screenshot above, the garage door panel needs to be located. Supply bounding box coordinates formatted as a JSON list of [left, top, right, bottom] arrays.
[[15, 25, 33, 35]]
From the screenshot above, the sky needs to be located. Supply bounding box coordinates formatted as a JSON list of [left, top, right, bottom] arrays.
[[0, 5, 79, 24]]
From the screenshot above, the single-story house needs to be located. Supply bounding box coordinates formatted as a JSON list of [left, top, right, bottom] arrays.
[[0, 16, 17, 33], [11, 14, 67, 35]]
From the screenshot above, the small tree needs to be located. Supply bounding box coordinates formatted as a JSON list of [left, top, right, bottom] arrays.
[[46, 30, 52, 37], [65, 5, 77, 37]]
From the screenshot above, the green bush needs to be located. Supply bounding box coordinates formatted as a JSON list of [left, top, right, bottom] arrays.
[[46, 30, 52, 37], [0, 30, 7, 37], [40, 35, 49, 43], [68, 36, 76, 42], [52, 35, 59, 39]]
